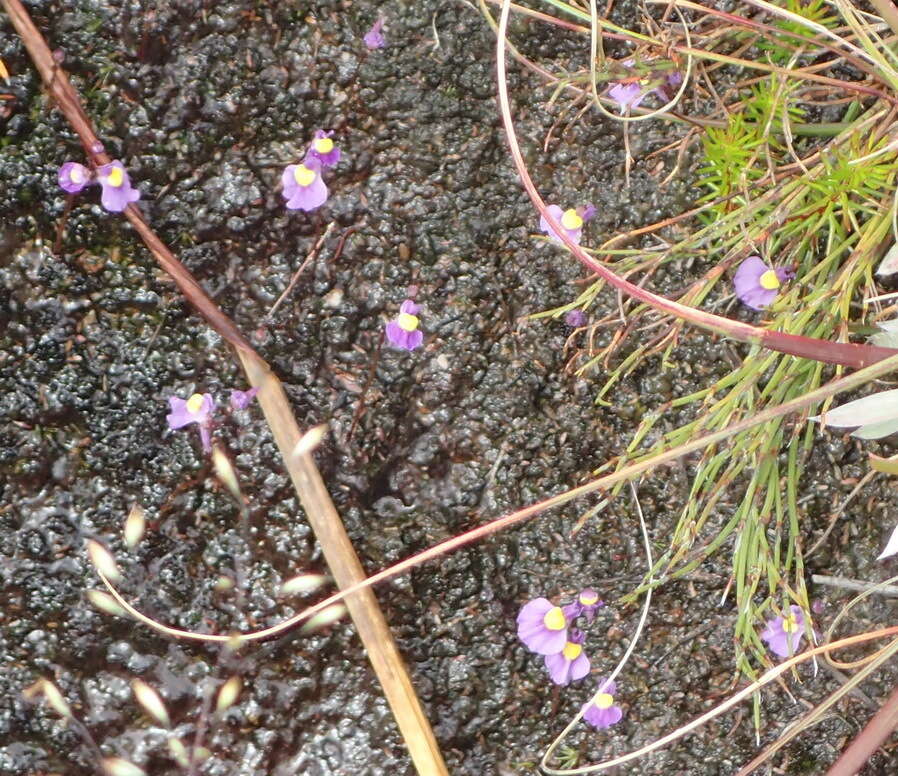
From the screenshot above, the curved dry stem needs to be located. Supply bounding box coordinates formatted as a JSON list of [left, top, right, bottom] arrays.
[[495, 0, 898, 368], [91, 351, 898, 645], [541, 481, 654, 773], [587, 2, 694, 124], [733, 633, 898, 775], [824, 572, 898, 671], [534, 627, 898, 775]]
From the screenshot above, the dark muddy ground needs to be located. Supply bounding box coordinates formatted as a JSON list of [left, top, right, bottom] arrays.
[[2, 1, 897, 774]]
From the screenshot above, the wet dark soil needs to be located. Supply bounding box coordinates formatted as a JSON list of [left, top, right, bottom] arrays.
[[2, 1, 898, 774]]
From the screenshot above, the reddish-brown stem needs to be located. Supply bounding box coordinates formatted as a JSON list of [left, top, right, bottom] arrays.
[[825, 682, 898, 776], [494, 0, 898, 369], [2, 2, 448, 773]]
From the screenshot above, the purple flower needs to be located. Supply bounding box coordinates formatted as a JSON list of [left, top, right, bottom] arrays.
[[58, 162, 92, 194], [608, 62, 682, 112], [385, 299, 424, 351], [229, 387, 259, 410], [608, 81, 646, 112], [565, 310, 587, 327], [517, 597, 569, 655], [96, 160, 141, 212], [364, 18, 386, 49], [733, 256, 794, 310], [582, 678, 623, 729], [166, 393, 215, 452], [563, 588, 604, 622], [760, 604, 806, 658], [539, 204, 595, 245], [544, 629, 590, 685], [307, 130, 341, 168], [282, 159, 328, 211]]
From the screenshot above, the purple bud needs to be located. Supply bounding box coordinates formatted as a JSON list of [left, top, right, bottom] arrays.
[[564, 310, 587, 327], [229, 387, 259, 411], [58, 162, 92, 194], [364, 18, 386, 50]]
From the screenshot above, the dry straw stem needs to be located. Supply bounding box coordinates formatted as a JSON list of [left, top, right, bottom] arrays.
[[0, 1, 448, 773]]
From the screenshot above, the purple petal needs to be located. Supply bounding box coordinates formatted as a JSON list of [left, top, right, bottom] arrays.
[[385, 321, 423, 350], [539, 204, 564, 236], [198, 425, 212, 453], [544, 647, 589, 685], [584, 703, 623, 729], [282, 165, 300, 195], [775, 267, 795, 283], [579, 204, 597, 222], [539, 205, 582, 245], [565, 310, 587, 327], [733, 256, 767, 286], [97, 161, 140, 213], [405, 329, 424, 350], [166, 393, 215, 430], [733, 256, 776, 310], [519, 626, 567, 655], [608, 81, 646, 111], [517, 598, 568, 655], [544, 652, 574, 685], [569, 651, 590, 681], [307, 130, 342, 167], [760, 606, 805, 658], [166, 397, 194, 429], [562, 601, 582, 620], [399, 299, 420, 316], [285, 174, 329, 212]]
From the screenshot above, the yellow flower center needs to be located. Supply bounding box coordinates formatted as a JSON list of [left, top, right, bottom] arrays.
[[71, 167, 86, 183], [314, 137, 334, 154], [186, 393, 205, 413], [562, 642, 582, 660], [542, 606, 566, 631], [293, 164, 316, 187], [106, 166, 124, 187], [759, 269, 781, 291], [595, 692, 614, 709], [397, 313, 419, 332], [561, 208, 583, 230], [782, 614, 799, 633], [580, 592, 598, 605]]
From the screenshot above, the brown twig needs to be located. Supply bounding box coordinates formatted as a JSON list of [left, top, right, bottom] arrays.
[[1, 2, 448, 773], [825, 682, 898, 775], [265, 221, 335, 321], [346, 331, 384, 445]]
